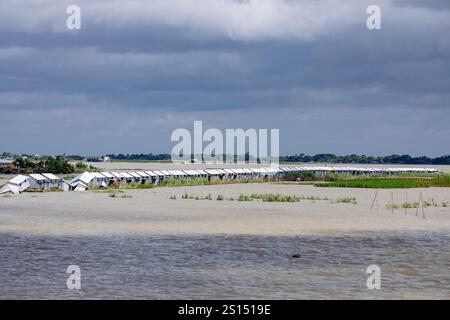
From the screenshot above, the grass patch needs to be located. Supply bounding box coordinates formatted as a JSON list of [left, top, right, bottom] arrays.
[[158, 177, 276, 188], [334, 197, 357, 204], [181, 193, 212, 200], [112, 183, 154, 190], [238, 194, 253, 201], [315, 175, 450, 189], [107, 190, 131, 198], [387, 199, 446, 210], [248, 193, 300, 202], [178, 192, 339, 204]]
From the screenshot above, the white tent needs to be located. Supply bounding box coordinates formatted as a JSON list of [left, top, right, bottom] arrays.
[[9, 175, 31, 192], [0, 184, 20, 195], [29, 173, 49, 189], [70, 172, 94, 189], [59, 179, 71, 192], [42, 173, 61, 188]]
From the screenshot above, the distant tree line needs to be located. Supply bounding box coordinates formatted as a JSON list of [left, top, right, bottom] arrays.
[[10, 156, 74, 174], [104, 153, 450, 164], [279, 154, 450, 165], [106, 153, 172, 161]]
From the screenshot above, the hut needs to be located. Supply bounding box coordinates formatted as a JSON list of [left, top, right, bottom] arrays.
[[59, 179, 71, 192], [0, 159, 12, 169], [204, 169, 222, 181], [100, 172, 116, 185], [128, 172, 143, 183], [0, 175, 31, 194], [42, 173, 61, 189], [119, 172, 134, 184], [152, 170, 166, 183], [182, 170, 202, 179], [110, 172, 126, 184], [136, 171, 150, 184], [144, 171, 159, 184], [70, 172, 94, 191], [29, 173, 49, 190]]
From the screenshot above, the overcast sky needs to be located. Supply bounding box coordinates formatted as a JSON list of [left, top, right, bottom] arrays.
[[0, 0, 449, 156]]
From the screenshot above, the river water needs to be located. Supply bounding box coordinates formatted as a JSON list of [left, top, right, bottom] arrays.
[[0, 232, 449, 299]]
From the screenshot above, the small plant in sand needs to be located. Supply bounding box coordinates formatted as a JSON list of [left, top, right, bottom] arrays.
[[121, 193, 132, 198], [387, 199, 448, 210], [335, 197, 357, 204], [216, 194, 224, 201], [299, 195, 329, 201], [238, 194, 253, 201], [401, 202, 419, 209], [108, 190, 132, 198], [169, 195, 177, 200], [386, 203, 401, 210]]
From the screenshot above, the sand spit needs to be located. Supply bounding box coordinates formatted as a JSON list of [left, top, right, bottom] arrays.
[[1, 183, 449, 237]]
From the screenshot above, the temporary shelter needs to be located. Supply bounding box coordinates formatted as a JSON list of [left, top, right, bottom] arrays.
[[70, 172, 94, 190], [29, 174, 49, 190], [42, 173, 61, 188], [0, 175, 31, 194]]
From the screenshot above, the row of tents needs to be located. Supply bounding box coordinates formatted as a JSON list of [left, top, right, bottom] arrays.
[[0, 166, 439, 194]]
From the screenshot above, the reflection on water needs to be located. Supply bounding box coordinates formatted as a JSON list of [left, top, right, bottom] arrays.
[[0, 232, 449, 299]]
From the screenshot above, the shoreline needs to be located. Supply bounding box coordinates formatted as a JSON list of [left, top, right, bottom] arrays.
[[1, 183, 449, 237]]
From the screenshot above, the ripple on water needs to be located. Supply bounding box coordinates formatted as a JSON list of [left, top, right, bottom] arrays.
[[0, 232, 449, 299]]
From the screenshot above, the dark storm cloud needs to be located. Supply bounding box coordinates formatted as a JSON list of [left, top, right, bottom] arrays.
[[0, 0, 449, 155]]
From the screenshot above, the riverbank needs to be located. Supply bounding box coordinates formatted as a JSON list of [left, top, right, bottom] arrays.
[[1, 183, 449, 237]]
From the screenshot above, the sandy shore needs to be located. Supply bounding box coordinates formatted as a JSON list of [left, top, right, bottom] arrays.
[[1, 183, 449, 237]]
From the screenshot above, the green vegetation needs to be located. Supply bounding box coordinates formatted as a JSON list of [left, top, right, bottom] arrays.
[[334, 197, 357, 204], [108, 190, 131, 198], [238, 194, 253, 201], [169, 195, 177, 200], [44, 157, 74, 174], [280, 153, 450, 165], [106, 153, 171, 161], [159, 177, 209, 187], [103, 152, 450, 164], [283, 171, 316, 181], [125, 183, 154, 190], [386, 199, 446, 210], [10, 156, 75, 174], [73, 161, 100, 173], [108, 190, 123, 197], [316, 175, 450, 189], [158, 177, 275, 188], [181, 193, 212, 200], [178, 192, 332, 203], [249, 193, 300, 202]]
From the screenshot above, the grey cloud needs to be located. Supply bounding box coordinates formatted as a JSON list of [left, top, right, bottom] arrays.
[[0, 0, 449, 155]]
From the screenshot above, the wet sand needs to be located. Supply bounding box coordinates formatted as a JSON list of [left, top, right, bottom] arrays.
[[1, 183, 449, 237]]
